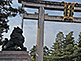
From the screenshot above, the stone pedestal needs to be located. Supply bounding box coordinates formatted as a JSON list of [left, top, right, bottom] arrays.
[[0, 51, 31, 61]]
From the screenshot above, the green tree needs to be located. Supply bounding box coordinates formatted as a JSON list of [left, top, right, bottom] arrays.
[[30, 46, 36, 61], [43, 46, 50, 56], [43, 46, 50, 61], [77, 32, 81, 60], [72, 43, 79, 61], [30, 45, 50, 61], [73, 32, 81, 61], [62, 31, 75, 61], [50, 32, 64, 58], [0, 0, 26, 45]]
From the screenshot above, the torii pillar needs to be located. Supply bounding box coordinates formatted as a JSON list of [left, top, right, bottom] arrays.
[[36, 7, 44, 61]]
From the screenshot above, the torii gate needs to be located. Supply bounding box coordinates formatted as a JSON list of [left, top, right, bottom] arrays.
[[18, 0, 81, 61]]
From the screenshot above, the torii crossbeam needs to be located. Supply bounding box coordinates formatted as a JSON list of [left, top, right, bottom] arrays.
[[18, 0, 81, 61]]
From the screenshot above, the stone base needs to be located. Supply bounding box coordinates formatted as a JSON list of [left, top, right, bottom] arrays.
[[0, 51, 31, 61]]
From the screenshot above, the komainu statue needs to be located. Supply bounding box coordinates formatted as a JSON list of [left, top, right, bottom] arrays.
[[2, 27, 27, 51]]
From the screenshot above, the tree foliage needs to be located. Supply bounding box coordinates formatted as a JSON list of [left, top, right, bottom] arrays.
[[30, 46, 36, 61], [73, 32, 81, 61], [62, 31, 75, 60], [30, 31, 81, 61], [0, 0, 26, 43], [30, 45, 50, 61], [50, 32, 64, 58]]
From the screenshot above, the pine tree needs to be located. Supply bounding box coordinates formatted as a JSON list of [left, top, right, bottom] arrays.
[[78, 32, 81, 60], [50, 32, 64, 58], [62, 31, 75, 60], [43, 46, 50, 56], [74, 32, 81, 61], [30, 45, 50, 61], [30, 46, 36, 61], [72, 42, 79, 61], [78, 32, 81, 47], [43, 46, 50, 61]]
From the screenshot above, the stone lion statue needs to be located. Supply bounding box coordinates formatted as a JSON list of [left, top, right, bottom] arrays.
[[2, 27, 27, 51]]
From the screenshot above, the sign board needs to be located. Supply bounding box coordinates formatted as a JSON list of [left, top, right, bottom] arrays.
[[63, 2, 77, 22]]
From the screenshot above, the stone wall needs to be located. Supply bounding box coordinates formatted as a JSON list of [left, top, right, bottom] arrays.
[[0, 51, 31, 61]]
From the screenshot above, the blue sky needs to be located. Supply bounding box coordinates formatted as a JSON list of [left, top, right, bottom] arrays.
[[2, 0, 81, 51]]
